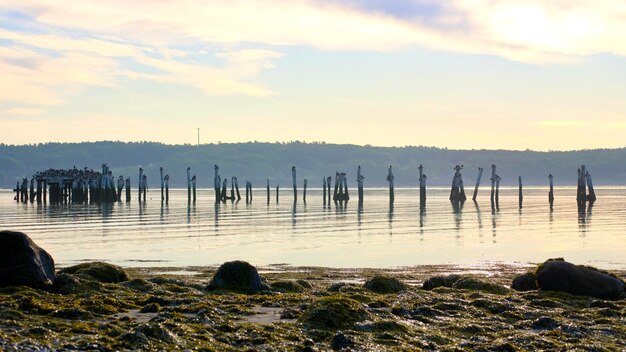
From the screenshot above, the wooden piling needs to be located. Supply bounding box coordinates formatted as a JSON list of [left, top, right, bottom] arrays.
[[164, 175, 169, 204], [276, 185, 279, 203], [586, 172, 596, 203], [246, 180, 250, 204], [221, 179, 228, 203], [472, 167, 483, 201], [548, 174, 554, 210], [142, 175, 147, 202], [29, 178, 35, 203], [138, 168, 143, 202], [160, 167, 164, 203], [387, 165, 394, 205], [192, 175, 197, 203], [326, 176, 332, 203], [125, 177, 131, 202], [248, 182, 252, 203], [235, 177, 242, 201], [187, 167, 191, 204], [418, 164, 425, 208], [357, 166, 364, 206], [337, 173, 345, 201], [43, 180, 47, 204], [333, 172, 339, 202], [266, 179, 270, 204], [341, 172, 350, 202], [292, 166, 297, 202], [231, 177, 236, 202], [518, 176, 523, 209], [303, 179, 307, 203], [490, 164, 496, 211], [36, 180, 42, 204], [459, 175, 467, 202], [495, 175, 501, 211], [323, 177, 327, 205], [117, 176, 124, 202], [214, 165, 220, 202]]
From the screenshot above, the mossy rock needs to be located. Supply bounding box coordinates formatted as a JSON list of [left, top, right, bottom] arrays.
[[59, 262, 129, 283], [271, 280, 309, 293], [123, 278, 157, 292], [451, 277, 509, 295], [328, 282, 361, 293], [422, 274, 462, 290], [52, 273, 103, 294], [207, 260, 269, 294], [511, 272, 538, 291], [299, 296, 368, 330], [363, 275, 406, 294]]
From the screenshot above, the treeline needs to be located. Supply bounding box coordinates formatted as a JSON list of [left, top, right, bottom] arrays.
[[1, 141, 625, 188]]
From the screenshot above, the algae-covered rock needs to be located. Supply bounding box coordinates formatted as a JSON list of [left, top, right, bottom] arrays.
[[0, 230, 56, 289], [328, 282, 361, 292], [422, 274, 461, 291], [299, 296, 368, 330], [330, 332, 353, 350], [536, 259, 625, 300], [207, 260, 268, 294], [60, 262, 129, 283], [52, 272, 102, 294], [363, 275, 406, 294], [271, 280, 309, 293], [511, 272, 538, 291], [452, 277, 509, 295]]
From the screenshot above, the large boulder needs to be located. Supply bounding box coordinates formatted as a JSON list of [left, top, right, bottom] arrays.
[[0, 230, 55, 289], [207, 261, 268, 294], [536, 259, 625, 300], [299, 296, 368, 329]]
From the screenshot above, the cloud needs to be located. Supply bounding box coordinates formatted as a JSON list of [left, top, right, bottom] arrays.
[[2, 108, 46, 115]]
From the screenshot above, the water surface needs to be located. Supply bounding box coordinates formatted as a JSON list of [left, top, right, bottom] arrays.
[[1, 187, 624, 269]]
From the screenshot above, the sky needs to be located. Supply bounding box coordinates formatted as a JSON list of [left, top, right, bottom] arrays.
[[0, 0, 625, 151]]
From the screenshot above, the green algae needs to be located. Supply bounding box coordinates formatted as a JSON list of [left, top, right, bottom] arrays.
[[299, 296, 369, 330], [59, 262, 129, 283], [363, 275, 406, 294]]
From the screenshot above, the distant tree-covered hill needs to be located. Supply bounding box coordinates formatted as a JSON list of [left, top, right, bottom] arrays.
[[1, 141, 625, 188]]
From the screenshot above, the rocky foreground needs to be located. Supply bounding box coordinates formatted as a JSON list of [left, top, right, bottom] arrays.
[[0, 260, 623, 351], [0, 230, 625, 351]]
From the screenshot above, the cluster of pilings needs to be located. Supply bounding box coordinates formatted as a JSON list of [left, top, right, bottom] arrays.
[[14, 163, 598, 211]]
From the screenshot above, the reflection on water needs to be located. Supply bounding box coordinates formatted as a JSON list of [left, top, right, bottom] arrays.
[[1, 187, 625, 269]]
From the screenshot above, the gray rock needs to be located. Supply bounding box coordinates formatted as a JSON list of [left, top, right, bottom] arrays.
[[207, 260, 268, 294], [511, 272, 538, 291], [0, 230, 55, 289], [536, 259, 625, 300]]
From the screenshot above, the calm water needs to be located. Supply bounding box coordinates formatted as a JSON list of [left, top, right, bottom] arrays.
[[1, 187, 625, 269]]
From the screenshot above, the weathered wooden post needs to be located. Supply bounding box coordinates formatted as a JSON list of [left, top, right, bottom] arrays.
[[450, 165, 462, 203], [117, 176, 124, 202], [142, 174, 147, 202], [387, 165, 394, 205], [160, 167, 164, 203], [187, 167, 191, 204], [495, 175, 501, 211], [337, 172, 345, 201], [36, 179, 42, 204], [276, 185, 279, 203], [235, 177, 242, 201], [266, 179, 270, 204], [29, 178, 35, 203], [125, 177, 131, 202], [418, 164, 426, 208], [518, 176, 523, 209], [138, 167, 144, 202], [231, 177, 236, 202], [221, 179, 228, 203], [586, 172, 596, 203], [490, 164, 496, 211], [548, 174, 554, 210], [357, 166, 364, 206], [303, 179, 307, 203], [43, 180, 47, 204], [192, 175, 197, 203], [248, 181, 252, 203], [164, 175, 169, 204], [342, 173, 349, 201], [323, 177, 327, 205], [214, 164, 220, 202], [332, 174, 339, 202], [246, 180, 250, 204], [326, 176, 332, 203], [292, 166, 297, 202], [472, 167, 483, 201]]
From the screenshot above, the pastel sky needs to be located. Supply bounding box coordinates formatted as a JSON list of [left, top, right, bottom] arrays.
[[1, 0, 625, 150]]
